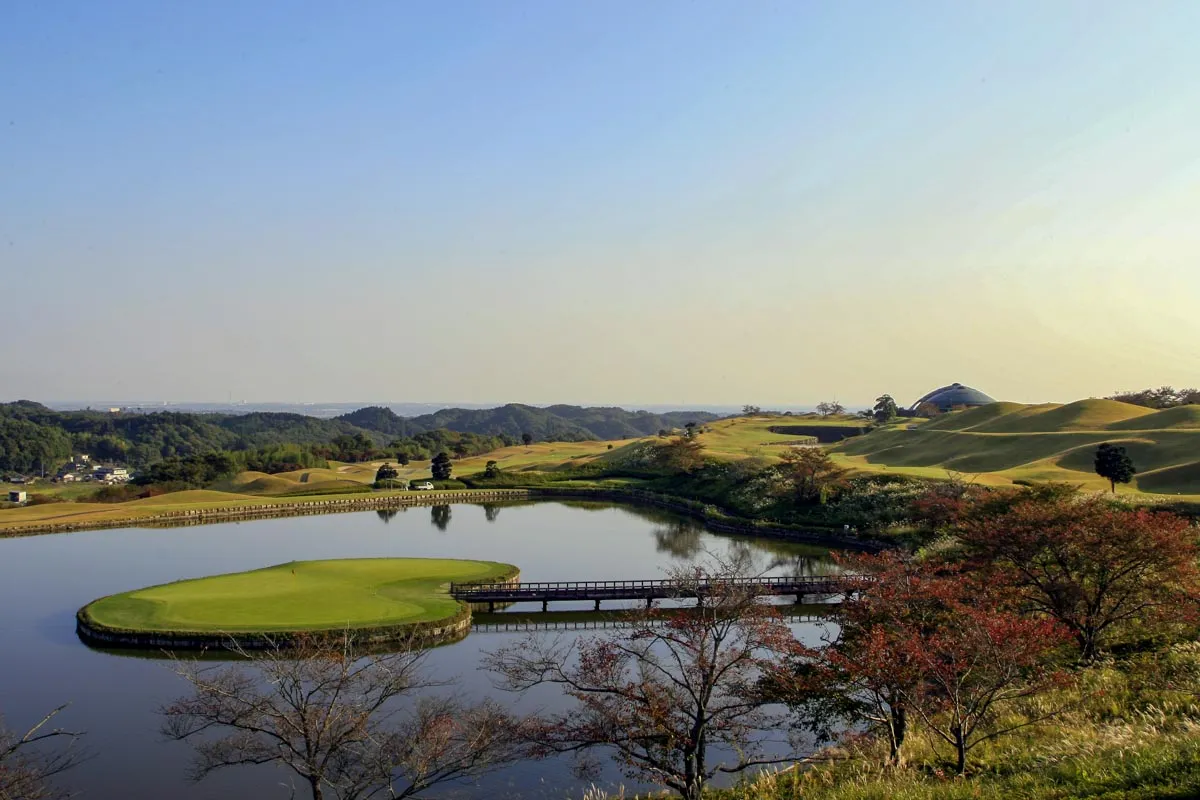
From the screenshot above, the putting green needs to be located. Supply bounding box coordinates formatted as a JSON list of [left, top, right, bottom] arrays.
[[81, 558, 518, 634]]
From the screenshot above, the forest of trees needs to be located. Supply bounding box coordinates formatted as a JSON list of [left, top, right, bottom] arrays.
[[0, 401, 717, 474], [1107, 386, 1200, 408]]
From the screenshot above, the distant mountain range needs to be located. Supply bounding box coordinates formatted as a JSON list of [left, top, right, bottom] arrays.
[[0, 401, 721, 472], [43, 401, 780, 418], [337, 404, 720, 442]]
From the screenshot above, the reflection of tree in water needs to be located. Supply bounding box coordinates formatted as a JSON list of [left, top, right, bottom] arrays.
[[653, 519, 704, 560], [376, 509, 399, 524], [761, 551, 832, 576], [430, 504, 451, 532], [482, 504, 501, 523], [602, 501, 839, 575]]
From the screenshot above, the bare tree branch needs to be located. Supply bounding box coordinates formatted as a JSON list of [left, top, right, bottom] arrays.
[[161, 630, 530, 800], [0, 705, 87, 800], [485, 555, 796, 800]]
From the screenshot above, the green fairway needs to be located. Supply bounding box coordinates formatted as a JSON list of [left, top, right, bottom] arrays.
[[82, 558, 518, 634], [694, 414, 870, 460]]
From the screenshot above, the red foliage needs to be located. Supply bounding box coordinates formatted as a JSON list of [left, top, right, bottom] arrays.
[[777, 553, 1069, 772], [959, 497, 1200, 660]]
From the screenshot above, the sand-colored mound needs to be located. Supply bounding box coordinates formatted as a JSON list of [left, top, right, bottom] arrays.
[[274, 468, 354, 484], [237, 476, 295, 494], [921, 402, 1040, 431], [973, 399, 1154, 433], [125, 490, 261, 507], [1108, 405, 1200, 431]]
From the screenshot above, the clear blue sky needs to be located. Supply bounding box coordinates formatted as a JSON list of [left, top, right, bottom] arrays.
[[4, 1, 1199, 407]]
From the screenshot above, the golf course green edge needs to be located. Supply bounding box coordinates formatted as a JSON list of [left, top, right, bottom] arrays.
[[75, 557, 520, 651]]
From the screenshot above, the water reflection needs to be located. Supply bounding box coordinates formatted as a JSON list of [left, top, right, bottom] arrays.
[[0, 500, 838, 800], [653, 519, 703, 559], [430, 504, 452, 531]]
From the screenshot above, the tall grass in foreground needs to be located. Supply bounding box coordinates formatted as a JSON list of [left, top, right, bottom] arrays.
[[611, 644, 1200, 800]]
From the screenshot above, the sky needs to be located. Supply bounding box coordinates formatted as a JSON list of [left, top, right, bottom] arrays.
[[3, 1, 1199, 409]]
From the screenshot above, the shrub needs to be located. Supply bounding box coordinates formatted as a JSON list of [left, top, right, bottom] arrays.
[[80, 485, 150, 504], [24, 493, 66, 506]]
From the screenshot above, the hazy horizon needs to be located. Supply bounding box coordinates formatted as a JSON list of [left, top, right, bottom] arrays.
[[5, 2, 1198, 405]]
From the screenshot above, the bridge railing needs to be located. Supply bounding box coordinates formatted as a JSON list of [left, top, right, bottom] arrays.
[[449, 575, 841, 594]]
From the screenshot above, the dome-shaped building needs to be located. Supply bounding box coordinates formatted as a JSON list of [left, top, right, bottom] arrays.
[[911, 383, 996, 413]]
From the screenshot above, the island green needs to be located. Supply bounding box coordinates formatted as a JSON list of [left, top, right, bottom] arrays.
[[82, 557, 518, 634]]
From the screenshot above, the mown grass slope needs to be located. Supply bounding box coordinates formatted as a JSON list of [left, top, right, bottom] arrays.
[[698, 415, 871, 460], [1108, 405, 1200, 430], [84, 557, 516, 633], [834, 400, 1200, 496]]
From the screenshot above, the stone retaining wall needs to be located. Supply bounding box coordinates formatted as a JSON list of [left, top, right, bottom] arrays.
[[75, 606, 475, 651]]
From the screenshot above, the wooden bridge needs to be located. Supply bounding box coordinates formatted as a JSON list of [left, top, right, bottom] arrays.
[[449, 575, 841, 612], [470, 609, 827, 633]]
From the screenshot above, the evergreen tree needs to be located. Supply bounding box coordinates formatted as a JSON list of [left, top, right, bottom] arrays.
[[1094, 443, 1136, 493], [431, 452, 453, 481]]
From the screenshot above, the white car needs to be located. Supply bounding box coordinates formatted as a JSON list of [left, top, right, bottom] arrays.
[[413, 482, 435, 490]]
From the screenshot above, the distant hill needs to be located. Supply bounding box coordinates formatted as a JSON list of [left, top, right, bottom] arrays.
[[0, 400, 718, 473], [340, 403, 718, 442], [835, 399, 1200, 496]]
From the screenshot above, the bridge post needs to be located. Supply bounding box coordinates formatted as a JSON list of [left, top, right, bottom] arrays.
[[488, 601, 494, 613], [542, 600, 548, 612], [646, 597, 653, 609], [594, 599, 601, 611]]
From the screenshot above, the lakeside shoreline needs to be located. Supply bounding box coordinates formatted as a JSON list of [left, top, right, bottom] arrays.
[[0, 486, 886, 551]]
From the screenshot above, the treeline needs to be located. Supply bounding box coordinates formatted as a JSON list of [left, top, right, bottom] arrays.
[[132, 445, 332, 487], [337, 403, 718, 442], [1108, 385, 1200, 408], [315, 430, 514, 464], [126, 431, 514, 490], [0, 401, 717, 473]]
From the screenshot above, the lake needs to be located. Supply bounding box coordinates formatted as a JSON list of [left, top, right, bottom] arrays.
[[0, 500, 836, 799]]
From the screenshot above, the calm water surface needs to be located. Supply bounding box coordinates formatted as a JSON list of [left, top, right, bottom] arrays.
[[0, 500, 834, 799]]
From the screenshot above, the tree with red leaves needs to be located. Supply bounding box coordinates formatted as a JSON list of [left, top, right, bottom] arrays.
[[770, 552, 935, 766], [773, 553, 1069, 773], [485, 558, 797, 800], [959, 497, 1200, 662], [909, 600, 1069, 774]]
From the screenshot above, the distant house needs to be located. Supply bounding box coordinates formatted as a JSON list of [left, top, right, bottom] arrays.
[[59, 473, 77, 483], [7, 475, 28, 485], [107, 407, 122, 414], [75, 454, 91, 464], [8, 490, 26, 503], [94, 466, 130, 483]]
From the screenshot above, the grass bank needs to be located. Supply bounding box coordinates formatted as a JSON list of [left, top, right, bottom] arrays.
[[710, 644, 1200, 800]]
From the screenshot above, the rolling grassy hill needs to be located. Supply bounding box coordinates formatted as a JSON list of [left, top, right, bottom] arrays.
[[696, 415, 871, 460], [834, 399, 1200, 496]]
